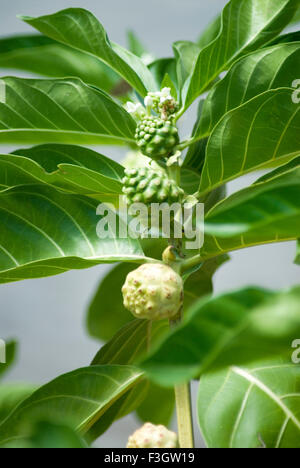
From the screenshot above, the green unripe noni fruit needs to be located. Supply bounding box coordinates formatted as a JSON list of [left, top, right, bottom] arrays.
[[122, 263, 183, 321], [127, 423, 178, 448], [135, 116, 179, 159], [122, 167, 184, 205]]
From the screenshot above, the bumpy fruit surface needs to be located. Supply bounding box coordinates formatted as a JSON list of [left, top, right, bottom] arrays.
[[122, 167, 184, 205], [127, 423, 178, 448], [135, 116, 179, 159], [122, 263, 183, 321]]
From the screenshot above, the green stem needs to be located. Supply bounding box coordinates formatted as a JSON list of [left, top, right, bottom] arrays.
[[168, 162, 181, 186], [170, 312, 194, 448], [181, 254, 203, 273], [174, 382, 194, 448]]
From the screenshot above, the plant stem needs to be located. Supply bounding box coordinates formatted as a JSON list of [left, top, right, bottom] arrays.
[[181, 254, 203, 273], [170, 312, 194, 448], [168, 162, 181, 186], [174, 382, 194, 448]]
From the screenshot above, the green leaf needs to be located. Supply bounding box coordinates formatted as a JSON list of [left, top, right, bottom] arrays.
[[149, 58, 178, 90], [0, 341, 17, 379], [0, 77, 136, 145], [136, 382, 175, 426], [184, 256, 229, 310], [295, 240, 300, 264], [201, 163, 300, 259], [199, 88, 300, 196], [6, 420, 89, 448], [89, 320, 151, 440], [21, 8, 157, 96], [89, 319, 171, 439], [180, 167, 202, 194], [127, 31, 149, 59], [0, 185, 145, 284], [140, 286, 300, 386], [88, 263, 134, 341], [291, 5, 300, 22], [0, 144, 124, 201], [268, 31, 300, 45], [0, 365, 142, 446], [173, 41, 200, 96], [0, 34, 119, 93], [0, 384, 36, 424], [198, 358, 300, 448], [91, 320, 158, 366], [197, 15, 221, 49], [183, 100, 207, 173], [182, 0, 298, 110], [199, 43, 300, 137]]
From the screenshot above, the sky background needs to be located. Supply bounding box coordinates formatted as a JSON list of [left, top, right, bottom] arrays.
[[0, 0, 299, 448]]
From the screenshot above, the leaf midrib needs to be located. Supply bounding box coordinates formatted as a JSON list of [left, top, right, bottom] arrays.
[[232, 366, 300, 430]]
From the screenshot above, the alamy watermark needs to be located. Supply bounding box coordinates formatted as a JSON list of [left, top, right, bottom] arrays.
[[96, 197, 204, 250], [0, 339, 6, 364], [291, 339, 300, 364], [0, 79, 6, 104], [291, 79, 300, 104]]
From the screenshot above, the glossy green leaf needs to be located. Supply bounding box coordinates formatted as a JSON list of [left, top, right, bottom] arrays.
[[0, 341, 17, 379], [21, 8, 157, 96], [89, 320, 149, 440], [0, 185, 145, 284], [0, 34, 119, 92], [201, 163, 300, 259], [136, 381, 175, 426], [183, 100, 207, 173], [141, 286, 300, 386], [268, 31, 300, 45], [199, 88, 300, 196], [91, 319, 162, 366], [90, 319, 170, 439], [0, 144, 124, 201], [199, 43, 300, 137], [0, 77, 136, 145], [198, 358, 300, 448], [4, 420, 89, 448], [0, 365, 142, 446], [197, 15, 221, 49], [173, 41, 200, 95], [149, 58, 178, 89], [291, 5, 300, 22], [0, 384, 36, 424], [182, 0, 298, 110]]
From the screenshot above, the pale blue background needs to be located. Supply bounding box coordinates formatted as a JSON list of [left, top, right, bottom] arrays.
[[0, 0, 299, 448]]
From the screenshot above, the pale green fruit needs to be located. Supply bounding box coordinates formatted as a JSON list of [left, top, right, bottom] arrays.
[[135, 116, 179, 160], [127, 423, 178, 448], [122, 263, 183, 321], [122, 167, 184, 206]]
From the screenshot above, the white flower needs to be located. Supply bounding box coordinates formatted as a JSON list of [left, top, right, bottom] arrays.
[[161, 87, 171, 97], [144, 95, 153, 108], [125, 101, 145, 117], [160, 87, 173, 104]]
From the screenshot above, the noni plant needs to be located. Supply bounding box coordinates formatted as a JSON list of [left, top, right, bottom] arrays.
[[0, 0, 299, 449]]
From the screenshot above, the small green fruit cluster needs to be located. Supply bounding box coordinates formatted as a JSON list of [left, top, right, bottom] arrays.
[[135, 116, 179, 159], [122, 263, 183, 321], [127, 423, 178, 448], [122, 167, 184, 205]]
